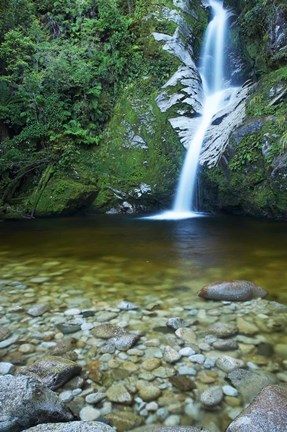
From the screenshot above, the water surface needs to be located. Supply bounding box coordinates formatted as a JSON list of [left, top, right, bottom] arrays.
[[0, 214, 286, 304]]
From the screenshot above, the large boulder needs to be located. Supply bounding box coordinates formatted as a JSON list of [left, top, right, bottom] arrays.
[[226, 384, 287, 431], [0, 374, 74, 432], [198, 280, 267, 301], [24, 422, 114, 432]]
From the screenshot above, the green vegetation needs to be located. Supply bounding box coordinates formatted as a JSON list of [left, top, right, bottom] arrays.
[[1, 0, 207, 216]]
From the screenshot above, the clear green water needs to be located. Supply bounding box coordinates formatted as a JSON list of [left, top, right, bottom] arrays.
[[0, 214, 287, 304]]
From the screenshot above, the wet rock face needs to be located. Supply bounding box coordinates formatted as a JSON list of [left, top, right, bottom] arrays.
[[226, 385, 287, 432], [198, 280, 267, 301], [268, 6, 287, 56], [0, 374, 74, 432], [25, 422, 114, 432], [22, 356, 82, 390]]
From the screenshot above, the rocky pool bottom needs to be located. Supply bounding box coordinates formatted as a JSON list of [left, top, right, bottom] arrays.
[[0, 276, 287, 432]]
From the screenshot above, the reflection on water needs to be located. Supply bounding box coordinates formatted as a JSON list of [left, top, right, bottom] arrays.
[[0, 214, 287, 304]]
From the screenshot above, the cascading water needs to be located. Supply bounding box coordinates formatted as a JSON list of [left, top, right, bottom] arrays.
[[149, 0, 238, 220]]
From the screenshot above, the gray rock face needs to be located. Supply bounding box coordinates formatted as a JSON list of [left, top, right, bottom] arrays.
[[25, 422, 114, 432], [198, 280, 267, 301], [22, 356, 82, 390], [228, 368, 278, 404], [226, 385, 287, 432], [0, 374, 73, 432], [268, 5, 287, 55]]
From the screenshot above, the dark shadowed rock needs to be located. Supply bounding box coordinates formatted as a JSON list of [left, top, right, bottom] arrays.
[[228, 368, 278, 404], [226, 385, 287, 432], [22, 356, 82, 390], [198, 280, 267, 301], [0, 374, 73, 432], [25, 422, 114, 432]]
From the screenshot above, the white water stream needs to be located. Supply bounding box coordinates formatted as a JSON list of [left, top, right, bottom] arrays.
[[149, 0, 238, 220]]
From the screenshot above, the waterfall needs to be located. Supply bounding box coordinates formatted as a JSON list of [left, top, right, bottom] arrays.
[[149, 0, 238, 220]]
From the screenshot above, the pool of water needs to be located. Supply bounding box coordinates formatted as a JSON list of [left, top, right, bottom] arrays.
[[0, 213, 287, 304]]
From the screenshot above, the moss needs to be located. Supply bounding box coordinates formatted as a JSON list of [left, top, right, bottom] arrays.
[[92, 77, 184, 211], [30, 176, 97, 216]]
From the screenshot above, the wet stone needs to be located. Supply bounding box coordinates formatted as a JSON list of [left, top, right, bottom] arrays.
[[79, 406, 101, 421], [96, 312, 118, 322], [23, 355, 82, 390], [117, 301, 138, 310], [27, 304, 50, 317], [166, 317, 189, 330], [92, 324, 125, 339], [236, 317, 258, 335], [209, 323, 238, 338], [153, 366, 175, 378], [200, 386, 224, 408], [30, 277, 50, 284], [170, 375, 196, 391], [163, 346, 181, 363], [216, 356, 244, 373], [56, 322, 81, 335], [85, 392, 106, 405], [0, 362, 15, 375], [212, 339, 238, 351], [106, 383, 132, 404], [142, 358, 161, 371], [138, 384, 161, 402], [113, 333, 140, 351], [0, 327, 12, 342], [19, 343, 35, 353], [175, 328, 196, 343]]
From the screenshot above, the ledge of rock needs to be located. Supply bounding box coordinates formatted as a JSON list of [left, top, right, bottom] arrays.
[[24, 422, 115, 432], [0, 374, 74, 432], [226, 384, 287, 432]]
